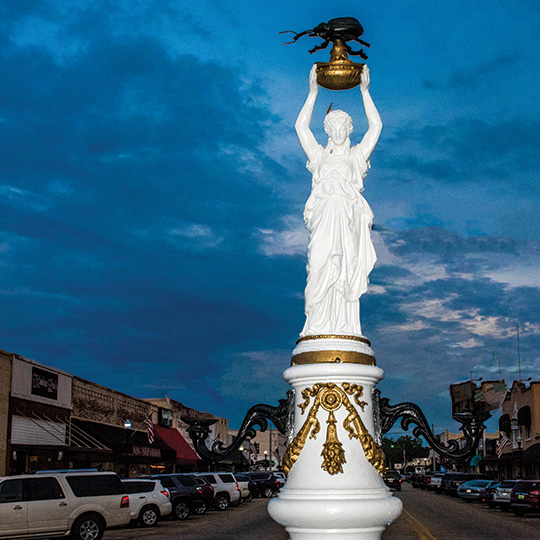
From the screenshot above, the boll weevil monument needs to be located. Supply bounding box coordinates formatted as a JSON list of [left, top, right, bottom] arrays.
[[267, 17, 402, 540], [183, 17, 489, 540]]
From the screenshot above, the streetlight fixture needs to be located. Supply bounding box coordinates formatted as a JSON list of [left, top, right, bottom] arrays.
[[511, 417, 523, 477]]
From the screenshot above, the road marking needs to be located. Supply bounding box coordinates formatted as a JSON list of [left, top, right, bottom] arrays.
[[401, 508, 439, 540]]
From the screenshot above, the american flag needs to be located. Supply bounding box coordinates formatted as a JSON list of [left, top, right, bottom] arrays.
[[144, 415, 155, 444], [496, 434, 510, 458], [250, 445, 258, 461]]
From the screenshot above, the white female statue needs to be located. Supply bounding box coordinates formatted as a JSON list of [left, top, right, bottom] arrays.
[[296, 64, 382, 337]]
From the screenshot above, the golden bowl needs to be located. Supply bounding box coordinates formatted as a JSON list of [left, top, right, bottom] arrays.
[[316, 61, 364, 91]]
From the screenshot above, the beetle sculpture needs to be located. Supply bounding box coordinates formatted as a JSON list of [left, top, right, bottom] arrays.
[[280, 17, 370, 59]]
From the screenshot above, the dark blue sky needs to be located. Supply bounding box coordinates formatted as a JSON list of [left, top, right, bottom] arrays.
[[1, 1, 539, 432]]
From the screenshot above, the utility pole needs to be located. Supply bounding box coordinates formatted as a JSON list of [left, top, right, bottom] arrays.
[[269, 425, 273, 471], [517, 323, 522, 381]]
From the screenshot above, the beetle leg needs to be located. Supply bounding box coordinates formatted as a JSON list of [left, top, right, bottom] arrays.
[[309, 39, 330, 54], [354, 37, 371, 48], [345, 43, 368, 60]]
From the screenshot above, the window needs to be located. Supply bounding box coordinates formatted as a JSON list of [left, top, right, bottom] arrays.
[[156, 477, 175, 488], [518, 406, 532, 439], [122, 481, 155, 494], [499, 414, 511, 436], [23, 477, 65, 501], [0, 479, 23, 503], [66, 474, 123, 497], [175, 476, 196, 487], [218, 474, 234, 483], [199, 475, 216, 484]]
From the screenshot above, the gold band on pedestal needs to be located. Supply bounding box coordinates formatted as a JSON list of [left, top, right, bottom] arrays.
[[296, 334, 372, 346], [291, 350, 376, 366]]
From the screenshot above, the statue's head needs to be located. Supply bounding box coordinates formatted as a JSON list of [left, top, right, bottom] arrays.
[[324, 110, 353, 146]]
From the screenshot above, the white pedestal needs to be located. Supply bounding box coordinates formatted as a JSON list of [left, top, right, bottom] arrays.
[[268, 362, 402, 540]]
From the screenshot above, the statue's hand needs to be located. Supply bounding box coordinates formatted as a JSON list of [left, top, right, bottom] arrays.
[[309, 64, 319, 94], [360, 65, 370, 91]]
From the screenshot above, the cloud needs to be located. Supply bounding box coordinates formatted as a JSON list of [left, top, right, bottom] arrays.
[[423, 53, 522, 90], [206, 348, 291, 407], [257, 215, 308, 257]]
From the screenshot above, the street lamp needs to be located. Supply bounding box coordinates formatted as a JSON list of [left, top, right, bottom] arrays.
[[511, 418, 523, 477], [123, 419, 132, 478], [264, 450, 268, 470]]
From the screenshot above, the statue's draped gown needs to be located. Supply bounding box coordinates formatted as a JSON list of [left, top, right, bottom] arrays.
[[301, 144, 376, 337]]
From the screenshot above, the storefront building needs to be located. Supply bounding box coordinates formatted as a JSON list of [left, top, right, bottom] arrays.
[[1, 348, 230, 477], [498, 380, 540, 479], [4, 351, 111, 475]]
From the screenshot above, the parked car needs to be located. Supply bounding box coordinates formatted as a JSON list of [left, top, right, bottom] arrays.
[[273, 472, 286, 488], [144, 474, 205, 520], [456, 479, 499, 502], [444, 473, 488, 496], [235, 473, 256, 501], [421, 471, 437, 490], [510, 479, 540, 516], [121, 479, 171, 527], [440, 472, 467, 495], [0, 469, 130, 540], [383, 470, 402, 491], [410, 472, 424, 489], [428, 472, 445, 493], [489, 479, 519, 511], [193, 472, 241, 510], [188, 475, 215, 513], [482, 482, 500, 506], [244, 472, 281, 498], [232, 474, 252, 502]]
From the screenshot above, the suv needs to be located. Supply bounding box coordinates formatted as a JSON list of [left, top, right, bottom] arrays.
[[383, 470, 402, 491], [428, 472, 445, 493], [0, 469, 130, 540], [194, 472, 241, 510], [244, 472, 281, 498], [174, 474, 215, 514], [490, 479, 519, 511], [145, 474, 205, 520], [510, 480, 540, 516], [121, 479, 171, 527]]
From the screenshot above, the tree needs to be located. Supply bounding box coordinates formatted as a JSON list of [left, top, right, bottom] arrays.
[[382, 435, 429, 468]]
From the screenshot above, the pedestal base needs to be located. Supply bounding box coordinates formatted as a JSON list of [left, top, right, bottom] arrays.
[[268, 362, 401, 540]]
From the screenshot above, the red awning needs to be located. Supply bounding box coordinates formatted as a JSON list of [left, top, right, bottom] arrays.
[[154, 425, 200, 464]]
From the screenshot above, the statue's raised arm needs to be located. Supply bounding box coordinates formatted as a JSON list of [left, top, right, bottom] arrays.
[[357, 66, 382, 162], [296, 64, 381, 339], [295, 65, 320, 161]]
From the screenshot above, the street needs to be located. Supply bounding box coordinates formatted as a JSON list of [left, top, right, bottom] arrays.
[[103, 499, 288, 540], [384, 483, 540, 540], [104, 485, 540, 540]]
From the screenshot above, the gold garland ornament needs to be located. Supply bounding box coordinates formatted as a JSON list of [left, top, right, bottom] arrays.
[[283, 382, 386, 475]]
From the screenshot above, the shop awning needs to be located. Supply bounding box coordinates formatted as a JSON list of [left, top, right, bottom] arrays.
[[154, 425, 200, 464], [522, 443, 540, 463], [72, 418, 176, 462], [12, 412, 111, 452]]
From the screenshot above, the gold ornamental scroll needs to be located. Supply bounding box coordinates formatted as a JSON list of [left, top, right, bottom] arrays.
[[282, 382, 386, 476]]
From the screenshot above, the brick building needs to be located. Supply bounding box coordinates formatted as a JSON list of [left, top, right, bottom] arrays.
[[0, 348, 228, 477], [498, 380, 540, 479]]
